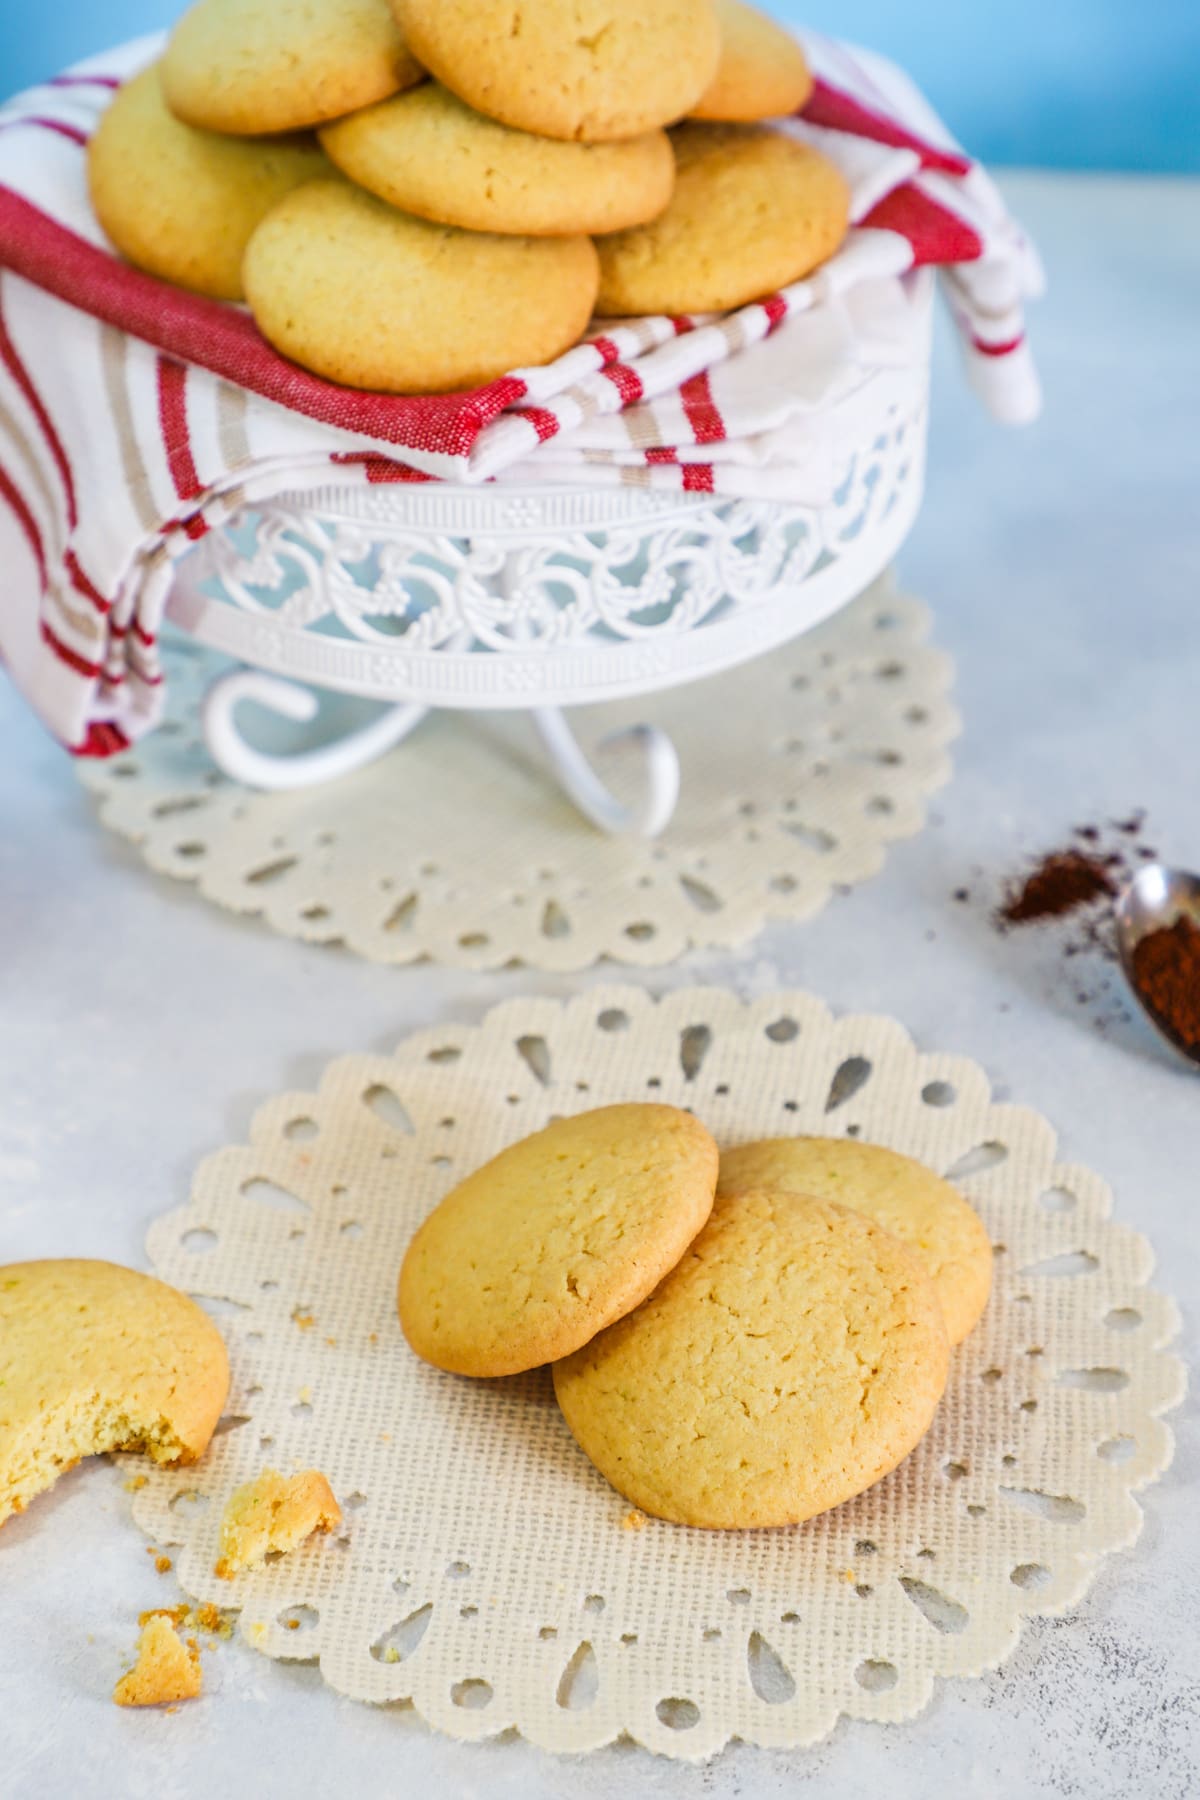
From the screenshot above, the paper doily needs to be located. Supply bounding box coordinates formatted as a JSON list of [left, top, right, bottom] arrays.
[[77, 576, 957, 971], [132, 986, 1183, 1761]]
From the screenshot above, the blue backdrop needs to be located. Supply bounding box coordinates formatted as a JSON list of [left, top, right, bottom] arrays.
[[2, 1, 1196, 171]]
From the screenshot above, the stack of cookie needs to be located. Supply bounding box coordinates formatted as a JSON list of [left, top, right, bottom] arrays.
[[399, 1104, 992, 1529], [87, 0, 850, 394]]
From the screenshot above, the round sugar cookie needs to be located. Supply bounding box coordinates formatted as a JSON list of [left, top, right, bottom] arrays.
[[691, 0, 814, 121], [320, 82, 675, 236], [244, 179, 600, 393], [398, 1104, 718, 1377], [553, 1190, 949, 1529], [1, 1259, 230, 1527], [595, 121, 849, 316], [163, 0, 424, 136], [718, 1137, 993, 1345], [88, 65, 331, 301], [391, 0, 720, 142]]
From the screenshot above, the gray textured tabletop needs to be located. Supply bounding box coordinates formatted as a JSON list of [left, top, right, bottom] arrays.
[[1, 172, 1196, 1799]]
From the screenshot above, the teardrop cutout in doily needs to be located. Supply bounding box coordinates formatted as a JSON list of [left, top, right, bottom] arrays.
[[77, 575, 957, 970], [130, 985, 1183, 1761]]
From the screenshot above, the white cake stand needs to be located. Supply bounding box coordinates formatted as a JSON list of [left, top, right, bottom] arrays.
[[164, 279, 931, 838]]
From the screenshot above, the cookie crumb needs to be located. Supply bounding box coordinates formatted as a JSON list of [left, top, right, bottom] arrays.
[[291, 1308, 316, 1332], [155, 1555, 173, 1574], [113, 1614, 202, 1708], [124, 1475, 148, 1493], [215, 1468, 340, 1578], [621, 1509, 648, 1532]]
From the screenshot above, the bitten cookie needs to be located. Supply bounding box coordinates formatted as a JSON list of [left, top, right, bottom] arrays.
[[88, 65, 331, 302], [320, 82, 675, 236], [596, 122, 849, 316], [163, 0, 424, 136], [692, 0, 814, 121], [718, 1137, 992, 1344], [391, 0, 721, 142], [0, 1260, 230, 1527], [553, 1190, 949, 1529], [243, 179, 600, 392], [399, 1103, 718, 1376]]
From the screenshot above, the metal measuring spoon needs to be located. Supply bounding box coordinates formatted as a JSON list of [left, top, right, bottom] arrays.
[[1114, 863, 1200, 1066]]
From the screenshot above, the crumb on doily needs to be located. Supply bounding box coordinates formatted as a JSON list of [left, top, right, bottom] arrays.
[[621, 1510, 647, 1532], [291, 1308, 316, 1332], [215, 1468, 341, 1578], [138, 1602, 233, 1641], [124, 1474, 148, 1493], [113, 1614, 202, 1708]]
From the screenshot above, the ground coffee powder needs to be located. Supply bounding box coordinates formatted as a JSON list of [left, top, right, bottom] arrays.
[[1131, 915, 1200, 1056], [999, 850, 1118, 925]]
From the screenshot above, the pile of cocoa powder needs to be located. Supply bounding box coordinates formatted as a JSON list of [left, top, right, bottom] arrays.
[[953, 815, 1159, 1033]]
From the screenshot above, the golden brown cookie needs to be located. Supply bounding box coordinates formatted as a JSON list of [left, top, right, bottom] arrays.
[[216, 1468, 341, 1577], [244, 178, 600, 392], [163, 0, 424, 136], [113, 1614, 203, 1708], [390, 0, 720, 142], [553, 1189, 949, 1529], [398, 1103, 719, 1376], [0, 1259, 230, 1527], [596, 121, 849, 315], [718, 1137, 993, 1345], [320, 81, 675, 236], [691, 0, 813, 121], [87, 65, 331, 302]]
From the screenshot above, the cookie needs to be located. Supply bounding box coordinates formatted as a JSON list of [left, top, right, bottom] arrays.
[[391, 0, 720, 142], [0, 1259, 229, 1527], [718, 1137, 992, 1344], [596, 122, 849, 316], [692, 0, 814, 121], [163, 0, 424, 136], [216, 1468, 341, 1577], [113, 1614, 203, 1708], [399, 1103, 718, 1377], [244, 179, 600, 392], [88, 65, 331, 302], [320, 82, 675, 236], [553, 1190, 949, 1529]]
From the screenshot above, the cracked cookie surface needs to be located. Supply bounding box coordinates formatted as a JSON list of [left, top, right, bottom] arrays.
[[691, 0, 813, 122], [243, 179, 599, 392], [553, 1189, 949, 1528], [164, 0, 424, 136], [399, 1103, 718, 1376], [596, 121, 849, 315], [89, 64, 330, 301], [718, 1137, 993, 1345], [390, 0, 720, 142], [321, 81, 674, 235]]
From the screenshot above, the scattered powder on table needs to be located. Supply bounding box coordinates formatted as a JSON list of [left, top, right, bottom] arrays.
[[1131, 916, 1200, 1054], [999, 849, 1118, 925], [958, 815, 1158, 1033]]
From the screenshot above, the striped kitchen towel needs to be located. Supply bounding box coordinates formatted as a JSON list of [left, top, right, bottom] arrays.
[[0, 30, 1041, 755]]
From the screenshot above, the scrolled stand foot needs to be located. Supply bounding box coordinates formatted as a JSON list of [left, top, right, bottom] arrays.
[[201, 669, 429, 792], [532, 708, 681, 839]]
